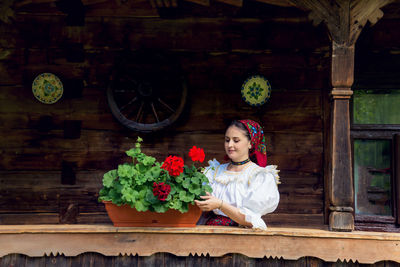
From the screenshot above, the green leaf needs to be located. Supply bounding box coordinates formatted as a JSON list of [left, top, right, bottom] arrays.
[[145, 190, 159, 205], [150, 166, 161, 177], [121, 187, 138, 203], [126, 147, 141, 158], [179, 191, 194, 202], [182, 178, 191, 189], [102, 170, 117, 188], [179, 202, 189, 213], [138, 188, 147, 199], [135, 163, 147, 174], [142, 156, 156, 166], [203, 185, 213, 193], [98, 188, 111, 201], [153, 203, 169, 213], [175, 175, 184, 184], [189, 184, 201, 195], [135, 200, 148, 212], [169, 184, 177, 195], [191, 176, 200, 185], [169, 198, 182, 210], [179, 190, 186, 200], [118, 164, 135, 178]]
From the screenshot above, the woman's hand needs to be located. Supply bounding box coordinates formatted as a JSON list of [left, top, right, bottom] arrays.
[[194, 192, 222, 211]]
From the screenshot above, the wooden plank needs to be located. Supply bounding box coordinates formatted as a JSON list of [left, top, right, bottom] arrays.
[[0, 167, 323, 221], [138, 253, 164, 266], [82, 0, 158, 17], [0, 254, 26, 267], [0, 86, 324, 132], [209, 254, 233, 267], [114, 255, 138, 267], [0, 49, 23, 85], [7, 14, 329, 51], [0, 130, 322, 171], [0, 213, 59, 225], [1, 253, 399, 266], [0, 129, 322, 155], [395, 134, 400, 225], [45, 254, 71, 267], [265, 213, 324, 226], [1, 225, 400, 263], [253, 0, 293, 7], [215, 0, 242, 7], [164, 253, 186, 267], [186, 254, 209, 267], [25, 256, 46, 267], [69, 252, 114, 267], [323, 85, 331, 225]]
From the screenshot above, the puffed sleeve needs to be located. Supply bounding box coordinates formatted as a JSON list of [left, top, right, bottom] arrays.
[[203, 158, 220, 183], [239, 165, 280, 230]]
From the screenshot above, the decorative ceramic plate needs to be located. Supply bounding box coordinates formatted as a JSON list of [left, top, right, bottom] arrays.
[[32, 73, 63, 104], [241, 75, 271, 106]]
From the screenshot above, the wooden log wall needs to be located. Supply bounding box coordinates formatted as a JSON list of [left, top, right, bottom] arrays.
[[0, 0, 331, 226], [1, 252, 399, 267]]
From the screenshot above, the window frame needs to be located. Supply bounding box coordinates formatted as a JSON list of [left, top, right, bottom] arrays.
[[350, 95, 400, 231]]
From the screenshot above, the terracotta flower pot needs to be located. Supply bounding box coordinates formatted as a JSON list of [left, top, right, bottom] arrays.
[[103, 201, 202, 227]]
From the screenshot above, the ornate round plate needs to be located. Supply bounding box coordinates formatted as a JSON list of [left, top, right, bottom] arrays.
[[32, 73, 63, 104], [241, 75, 271, 106]]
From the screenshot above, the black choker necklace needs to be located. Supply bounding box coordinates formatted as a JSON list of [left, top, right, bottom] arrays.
[[231, 158, 251, 166]]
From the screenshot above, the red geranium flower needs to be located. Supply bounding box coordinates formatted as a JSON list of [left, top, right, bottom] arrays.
[[161, 155, 184, 176], [188, 146, 205, 163], [152, 182, 171, 201]]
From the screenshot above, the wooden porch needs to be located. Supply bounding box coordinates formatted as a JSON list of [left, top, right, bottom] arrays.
[[2, 0, 400, 266], [1, 224, 400, 265]]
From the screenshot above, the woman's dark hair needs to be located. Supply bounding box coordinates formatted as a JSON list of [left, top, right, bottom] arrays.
[[226, 120, 251, 141]]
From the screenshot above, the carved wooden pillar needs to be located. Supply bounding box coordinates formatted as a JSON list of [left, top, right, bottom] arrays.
[[329, 42, 354, 231], [287, 0, 394, 231]]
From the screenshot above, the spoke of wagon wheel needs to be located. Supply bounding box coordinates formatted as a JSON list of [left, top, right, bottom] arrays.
[[136, 102, 145, 122], [114, 89, 135, 93], [120, 97, 138, 112], [157, 98, 175, 113], [150, 102, 160, 122]]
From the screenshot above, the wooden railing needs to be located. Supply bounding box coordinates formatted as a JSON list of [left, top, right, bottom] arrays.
[[1, 225, 400, 264]]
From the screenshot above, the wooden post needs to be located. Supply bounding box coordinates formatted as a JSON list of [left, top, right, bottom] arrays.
[[287, 0, 394, 231], [329, 42, 354, 231]]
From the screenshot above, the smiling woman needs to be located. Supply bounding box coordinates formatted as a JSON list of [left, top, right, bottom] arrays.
[[195, 120, 280, 229]]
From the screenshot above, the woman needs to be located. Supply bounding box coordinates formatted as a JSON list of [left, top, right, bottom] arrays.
[[195, 120, 280, 229]]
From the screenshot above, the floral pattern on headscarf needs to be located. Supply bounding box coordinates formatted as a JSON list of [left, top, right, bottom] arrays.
[[239, 119, 267, 167]]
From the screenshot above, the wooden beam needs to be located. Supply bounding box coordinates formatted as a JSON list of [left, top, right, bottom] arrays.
[[1, 225, 400, 263], [253, 0, 294, 7], [183, 0, 210, 5], [214, 0, 243, 7], [289, 0, 394, 45]]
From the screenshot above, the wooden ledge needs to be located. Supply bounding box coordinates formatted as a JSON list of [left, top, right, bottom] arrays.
[[1, 225, 400, 264]]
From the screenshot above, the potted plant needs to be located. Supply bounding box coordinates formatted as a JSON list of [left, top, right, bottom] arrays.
[[98, 137, 213, 227]]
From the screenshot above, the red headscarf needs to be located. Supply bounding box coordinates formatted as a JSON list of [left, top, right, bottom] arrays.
[[239, 119, 267, 167]]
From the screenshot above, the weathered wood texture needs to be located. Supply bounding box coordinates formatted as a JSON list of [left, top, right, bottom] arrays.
[[1, 253, 397, 267], [0, 1, 330, 226], [351, 2, 400, 231], [1, 225, 400, 263]]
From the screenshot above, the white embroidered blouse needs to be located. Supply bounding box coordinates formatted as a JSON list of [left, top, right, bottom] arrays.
[[204, 159, 280, 230]]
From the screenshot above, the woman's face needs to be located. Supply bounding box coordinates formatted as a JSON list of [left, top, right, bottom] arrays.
[[224, 125, 251, 162]]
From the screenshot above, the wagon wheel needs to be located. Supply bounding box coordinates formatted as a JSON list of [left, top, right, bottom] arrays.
[[107, 61, 187, 133]]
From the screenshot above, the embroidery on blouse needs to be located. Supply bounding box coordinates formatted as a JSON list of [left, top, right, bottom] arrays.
[[213, 163, 254, 185], [247, 165, 281, 186], [213, 165, 220, 182]]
